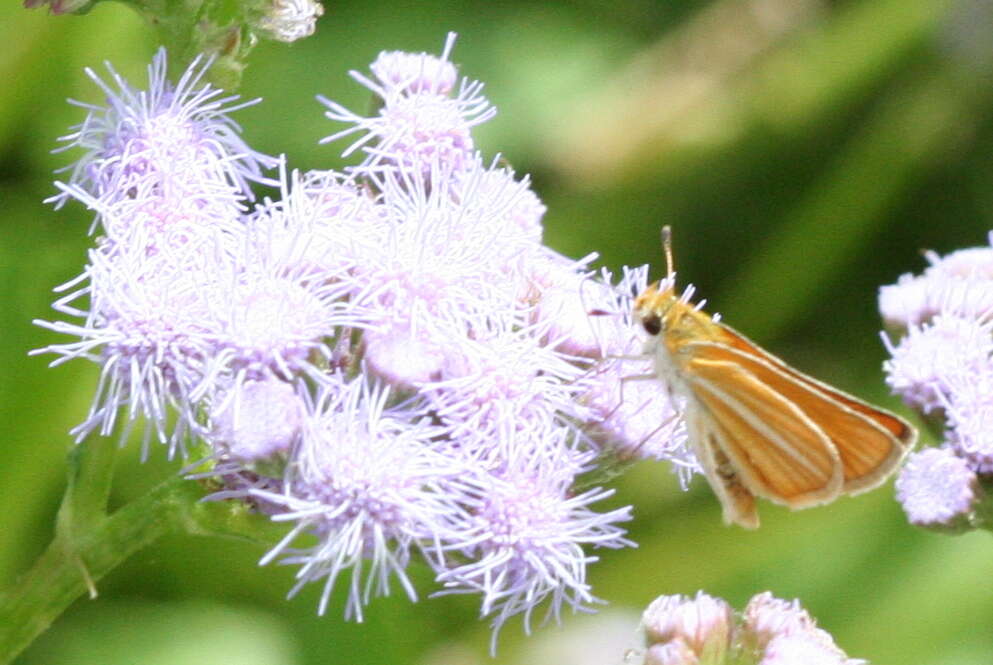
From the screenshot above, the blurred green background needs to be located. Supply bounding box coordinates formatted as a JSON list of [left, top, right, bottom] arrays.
[[3, 0, 993, 663]]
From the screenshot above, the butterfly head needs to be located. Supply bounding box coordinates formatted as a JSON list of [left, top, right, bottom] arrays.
[[633, 280, 681, 337]]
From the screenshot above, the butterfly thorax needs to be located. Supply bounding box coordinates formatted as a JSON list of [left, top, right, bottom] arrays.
[[633, 282, 724, 365]]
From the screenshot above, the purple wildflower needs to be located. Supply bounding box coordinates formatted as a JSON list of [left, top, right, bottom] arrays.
[[435, 452, 633, 646], [895, 447, 980, 529], [37, 37, 696, 643], [942, 367, 993, 473], [369, 44, 459, 96], [642, 592, 733, 662], [880, 233, 993, 533], [644, 641, 700, 665], [251, 377, 470, 620], [319, 32, 495, 175], [34, 232, 217, 455], [759, 634, 863, 665], [879, 234, 993, 328], [882, 314, 993, 414], [740, 593, 864, 665], [209, 376, 304, 461], [639, 591, 865, 665], [51, 49, 276, 217]]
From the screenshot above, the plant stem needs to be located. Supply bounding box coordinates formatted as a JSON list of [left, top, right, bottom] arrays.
[[0, 447, 282, 664], [0, 473, 193, 663]]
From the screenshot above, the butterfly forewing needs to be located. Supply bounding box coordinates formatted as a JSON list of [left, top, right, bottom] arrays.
[[685, 355, 844, 508], [691, 330, 914, 492]]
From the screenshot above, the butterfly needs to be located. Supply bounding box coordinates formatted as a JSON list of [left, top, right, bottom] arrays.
[[632, 227, 916, 528]]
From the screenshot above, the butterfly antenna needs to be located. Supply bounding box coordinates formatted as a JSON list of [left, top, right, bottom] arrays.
[[661, 225, 675, 279]]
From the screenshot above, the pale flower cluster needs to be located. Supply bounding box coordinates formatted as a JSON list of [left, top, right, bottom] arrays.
[[880, 236, 993, 529], [640, 591, 866, 665], [34, 37, 695, 640]]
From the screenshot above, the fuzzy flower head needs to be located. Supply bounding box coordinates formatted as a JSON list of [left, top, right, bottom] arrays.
[[895, 446, 980, 530], [51, 49, 277, 222], [320, 32, 495, 176], [640, 591, 865, 665], [370, 45, 459, 96], [252, 377, 470, 620], [436, 455, 633, 645], [209, 376, 304, 461], [419, 322, 592, 465], [35, 230, 218, 455], [642, 592, 733, 663], [740, 592, 866, 665], [37, 38, 696, 646], [565, 267, 693, 475], [882, 314, 993, 414], [245, 166, 385, 281], [942, 366, 993, 473], [880, 233, 993, 533], [879, 234, 993, 328]]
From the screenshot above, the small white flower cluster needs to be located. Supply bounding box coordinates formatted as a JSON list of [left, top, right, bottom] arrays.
[[35, 37, 694, 639], [879, 236, 993, 529], [640, 591, 865, 665], [258, 0, 324, 43]]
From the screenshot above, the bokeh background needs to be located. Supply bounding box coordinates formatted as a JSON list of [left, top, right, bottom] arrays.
[[3, 1, 993, 663]]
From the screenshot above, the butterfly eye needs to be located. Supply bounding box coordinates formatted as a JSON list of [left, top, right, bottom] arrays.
[[641, 313, 662, 336]]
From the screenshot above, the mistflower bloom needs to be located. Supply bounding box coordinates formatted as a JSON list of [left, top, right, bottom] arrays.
[[38, 37, 695, 645], [257, 0, 324, 43], [195, 262, 361, 389], [759, 634, 863, 665], [320, 32, 495, 175], [942, 367, 993, 473], [245, 166, 385, 281], [452, 163, 547, 249], [347, 161, 547, 378], [879, 234, 993, 328], [370, 44, 459, 95], [739, 592, 818, 651], [51, 49, 276, 219], [527, 257, 618, 359], [880, 233, 993, 534], [882, 314, 993, 413], [740, 593, 865, 665], [644, 641, 700, 665], [895, 447, 980, 530], [583, 358, 691, 466], [209, 376, 304, 461], [639, 591, 864, 665], [564, 267, 693, 471], [642, 592, 733, 663], [247, 377, 472, 620], [362, 326, 447, 387], [34, 231, 219, 454], [435, 455, 633, 644], [419, 322, 592, 465]]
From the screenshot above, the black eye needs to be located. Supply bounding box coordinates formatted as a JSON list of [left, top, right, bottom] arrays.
[[641, 313, 662, 336]]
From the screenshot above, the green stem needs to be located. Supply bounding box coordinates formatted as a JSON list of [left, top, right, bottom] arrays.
[[0, 474, 193, 663], [0, 445, 283, 664], [56, 435, 117, 539]]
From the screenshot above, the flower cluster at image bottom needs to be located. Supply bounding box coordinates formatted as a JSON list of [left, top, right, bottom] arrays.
[[640, 591, 866, 665], [33, 37, 698, 638], [880, 237, 993, 531]]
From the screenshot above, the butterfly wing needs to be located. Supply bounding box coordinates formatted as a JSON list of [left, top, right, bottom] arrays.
[[682, 352, 845, 515], [686, 408, 760, 529], [694, 329, 914, 493]]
